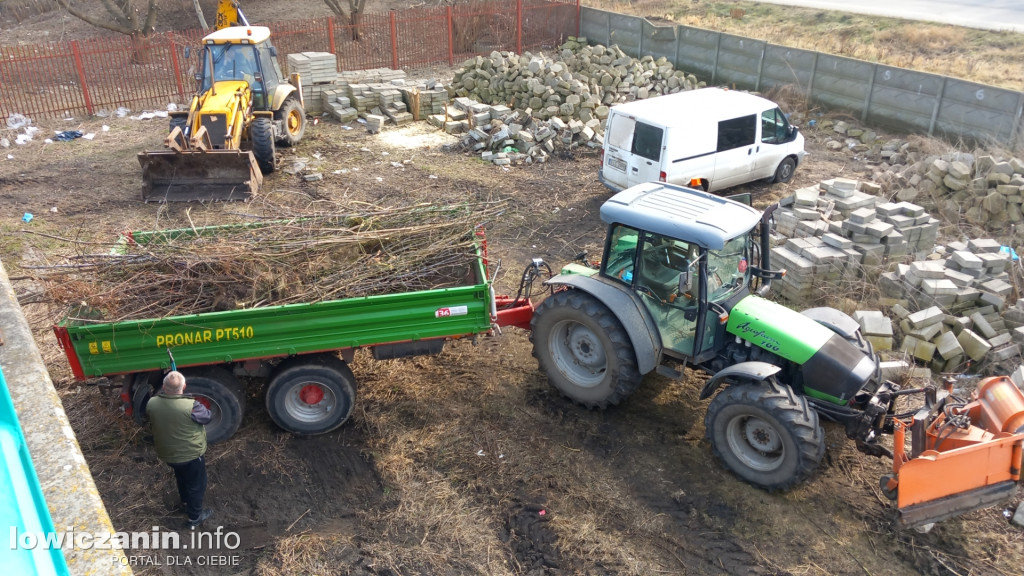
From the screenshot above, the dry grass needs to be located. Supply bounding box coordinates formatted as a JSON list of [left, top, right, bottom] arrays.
[[585, 0, 1024, 90]]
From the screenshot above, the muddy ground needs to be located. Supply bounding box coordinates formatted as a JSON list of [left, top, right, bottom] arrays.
[[2, 105, 1022, 576], [2, 2, 1024, 574]]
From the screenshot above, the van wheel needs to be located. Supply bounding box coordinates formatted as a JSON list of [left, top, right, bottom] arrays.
[[772, 157, 796, 183]]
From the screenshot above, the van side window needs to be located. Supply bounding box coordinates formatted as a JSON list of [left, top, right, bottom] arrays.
[[631, 122, 664, 162], [761, 108, 790, 144], [716, 115, 756, 152]]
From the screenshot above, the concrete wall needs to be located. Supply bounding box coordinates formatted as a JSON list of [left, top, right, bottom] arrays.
[[580, 7, 1024, 150], [0, 260, 131, 575]]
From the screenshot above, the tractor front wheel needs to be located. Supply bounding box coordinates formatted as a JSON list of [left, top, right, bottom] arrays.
[[705, 380, 824, 490], [251, 117, 276, 174], [276, 97, 305, 147], [530, 290, 641, 408]]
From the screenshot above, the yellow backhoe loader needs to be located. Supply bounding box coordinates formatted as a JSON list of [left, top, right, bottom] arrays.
[[139, 5, 306, 202]]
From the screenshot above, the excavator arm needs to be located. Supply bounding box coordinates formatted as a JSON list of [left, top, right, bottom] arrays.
[[215, 0, 249, 30]]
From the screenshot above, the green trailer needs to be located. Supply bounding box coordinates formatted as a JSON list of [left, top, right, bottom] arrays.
[[53, 224, 534, 443]]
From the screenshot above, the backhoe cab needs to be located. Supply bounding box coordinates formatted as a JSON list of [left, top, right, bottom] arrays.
[[138, 25, 306, 202], [530, 181, 1024, 527]]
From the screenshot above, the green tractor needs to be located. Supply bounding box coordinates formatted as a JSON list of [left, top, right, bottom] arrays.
[[530, 182, 1024, 527], [531, 182, 903, 490]]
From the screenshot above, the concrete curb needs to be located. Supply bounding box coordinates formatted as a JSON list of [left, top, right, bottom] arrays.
[[0, 259, 131, 576]]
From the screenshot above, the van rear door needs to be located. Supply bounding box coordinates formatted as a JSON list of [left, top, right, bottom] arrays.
[[602, 114, 663, 190], [627, 122, 665, 187], [711, 114, 757, 191]]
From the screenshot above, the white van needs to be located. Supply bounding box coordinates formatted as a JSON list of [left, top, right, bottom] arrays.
[[599, 88, 806, 193]]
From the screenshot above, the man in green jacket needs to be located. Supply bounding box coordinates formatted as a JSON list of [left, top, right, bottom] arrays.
[[146, 371, 214, 528]]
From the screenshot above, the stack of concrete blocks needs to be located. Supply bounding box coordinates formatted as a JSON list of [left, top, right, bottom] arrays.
[[322, 88, 359, 122], [288, 52, 339, 115], [345, 84, 379, 116], [770, 179, 941, 304], [853, 310, 895, 351], [877, 239, 1022, 374], [338, 68, 407, 84], [373, 88, 413, 125], [769, 236, 861, 304], [396, 82, 449, 120], [431, 95, 604, 165], [449, 39, 702, 132]]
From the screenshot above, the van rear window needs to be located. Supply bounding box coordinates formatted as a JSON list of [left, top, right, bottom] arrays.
[[631, 122, 663, 162], [606, 116, 636, 151], [717, 115, 756, 152]]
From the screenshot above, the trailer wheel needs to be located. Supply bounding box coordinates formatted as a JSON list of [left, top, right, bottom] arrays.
[[179, 366, 246, 444], [772, 157, 796, 184], [705, 380, 824, 490], [276, 96, 305, 147], [130, 371, 162, 425], [266, 354, 356, 435], [251, 117, 276, 175], [530, 290, 641, 408]]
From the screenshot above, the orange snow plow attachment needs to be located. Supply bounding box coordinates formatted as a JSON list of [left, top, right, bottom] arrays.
[[883, 376, 1024, 528]]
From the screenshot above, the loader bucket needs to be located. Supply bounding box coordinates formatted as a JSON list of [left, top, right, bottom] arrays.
[[138, 149, 262, 202]]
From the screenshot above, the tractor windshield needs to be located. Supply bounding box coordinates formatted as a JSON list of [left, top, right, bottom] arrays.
[[706, 234, 751, 302]]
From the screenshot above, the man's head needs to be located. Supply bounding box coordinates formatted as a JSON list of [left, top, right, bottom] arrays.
[[162, 371, 187, 395]]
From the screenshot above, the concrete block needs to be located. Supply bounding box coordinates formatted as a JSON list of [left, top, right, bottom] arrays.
[[989, 333, 1013, 348], [921, 278, 958, 296], [970, 311, 998, 339], [980, 278, 1013, 297], [989, 343, 1020, 362], [909, 260, 946, 279], [967, 238, 1001, 253], [866, 336, 893, 351], [849, 207, 877, 224], [864, 220, 895, 238], [908, 321, 943, 341], [933, 331, 964, 359], [913, 339, 937, 362], [957, 329, 992, 361], [951, 250, 983, 269], [822, 233, 853, 250], [879, 360, 911, 379], [907, 306, 945, 328]]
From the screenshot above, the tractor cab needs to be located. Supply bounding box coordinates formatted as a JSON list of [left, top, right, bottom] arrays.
[[197, 26, 285, 111], [597, 182, 768, 363]]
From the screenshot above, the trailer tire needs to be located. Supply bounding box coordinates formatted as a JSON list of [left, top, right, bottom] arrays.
[[130, 371, 162, 425], [275, 96, 305, 147], [251, 117, 276, 175], [266, 354, 356, 435], [705, 380, 824, 491], [530, 290, 641, 408], [179, 366, 246, 444]]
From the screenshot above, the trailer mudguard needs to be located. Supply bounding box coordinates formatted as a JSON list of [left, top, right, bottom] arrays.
[[699, 361, 781, 400], [545, 274, 661, 376]]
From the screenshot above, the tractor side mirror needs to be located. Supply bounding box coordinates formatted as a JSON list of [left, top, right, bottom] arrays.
[[269, 46, 278, 57], [184, 46, 191, 59]]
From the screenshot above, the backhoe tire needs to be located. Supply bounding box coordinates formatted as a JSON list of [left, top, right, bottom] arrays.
[[265, 354, 356, 435], [530, 290, 641, 408], [276, 97, 305, 147], [251, 116, 276, 175], [705, 380, 825, 491], [178, 366, 246, 444]]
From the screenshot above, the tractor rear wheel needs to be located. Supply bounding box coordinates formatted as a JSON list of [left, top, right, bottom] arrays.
[[276, 96, 305, 147], [705, 380, 824, 490], [251, 117, 276, 174], [265, 354, 356, 435], [530, 290, 641, 408], [178, 366, 246, 444]]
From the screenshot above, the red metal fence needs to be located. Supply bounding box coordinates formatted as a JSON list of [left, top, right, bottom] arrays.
[[0, 0, 579, 121]]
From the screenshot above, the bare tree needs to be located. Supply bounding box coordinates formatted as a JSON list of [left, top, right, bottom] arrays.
[[323, 0, 368, 41], [52, 0, 160, 38], [191, 0, 208, 30]]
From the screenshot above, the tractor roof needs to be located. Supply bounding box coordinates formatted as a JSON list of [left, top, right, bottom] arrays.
[[600, 182, 763, 250], [202, 25, 271, 45]]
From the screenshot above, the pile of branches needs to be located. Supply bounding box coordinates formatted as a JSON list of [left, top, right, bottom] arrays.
[[32, 201, 503, 323]]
